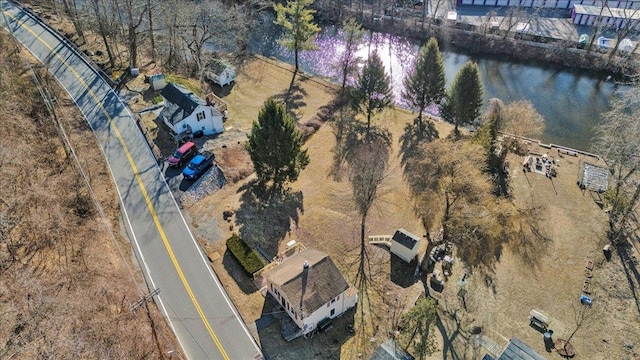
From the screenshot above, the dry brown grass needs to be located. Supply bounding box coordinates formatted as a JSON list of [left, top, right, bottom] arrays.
[[0, 33, 179, 359], [187, 59, 640, 360], [13, 4, 639, 359]]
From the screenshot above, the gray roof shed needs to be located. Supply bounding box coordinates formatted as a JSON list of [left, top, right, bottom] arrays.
[[498, 338, 546, 360], [392, 228, 420, 250]]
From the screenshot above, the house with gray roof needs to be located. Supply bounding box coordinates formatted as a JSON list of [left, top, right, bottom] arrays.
[[159, 82, 224, 137], [263, 248, 358, 340]]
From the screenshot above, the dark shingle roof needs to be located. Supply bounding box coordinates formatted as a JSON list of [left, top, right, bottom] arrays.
[[392, 229, 420, 250], [265, 248, 349, 315], [160, 83, 205, 125], [498, 338, 546, 360]]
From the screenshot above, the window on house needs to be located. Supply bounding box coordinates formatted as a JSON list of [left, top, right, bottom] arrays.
[[331, 298, 336, 305], [196, 111, 206, 121], [330, 308, 335, 317]]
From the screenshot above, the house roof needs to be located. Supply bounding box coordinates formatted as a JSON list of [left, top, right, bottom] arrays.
[[265, 248, 349, 315], [392, 229, 420, 250], [498, 338, 546, 360], [206, 59, 235, 74], [160, 83, 206, 125], [370, 339, 415, 360]]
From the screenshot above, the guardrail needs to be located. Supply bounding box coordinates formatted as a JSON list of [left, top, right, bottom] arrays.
[[9, 0, 116, 87]]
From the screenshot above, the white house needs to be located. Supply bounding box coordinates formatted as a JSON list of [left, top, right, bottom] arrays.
[[159, 83, 224, 137], [390, 228, 421, 263], [263, 248, 358, 340]]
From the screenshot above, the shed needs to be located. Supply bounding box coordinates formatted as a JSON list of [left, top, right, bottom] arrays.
[[204, 59, 236, 87], [578, 162, 609, 192], [149, 73, 166, 91], [390, 229, 421, 263], [497, 338, 546, 360], [370, 339, 414, 360]]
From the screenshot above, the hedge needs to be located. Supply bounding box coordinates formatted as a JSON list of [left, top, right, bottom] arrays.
[[226, 234, 265, 274]]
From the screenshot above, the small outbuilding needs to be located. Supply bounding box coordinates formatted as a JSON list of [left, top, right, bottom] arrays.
[[370, 339, 415, 360], [204, 59, 236, 87], [497, 337, 546, 360], [578, 162, 609, 192], [159, 83, 224, 138], [391, 229, 421, 263]]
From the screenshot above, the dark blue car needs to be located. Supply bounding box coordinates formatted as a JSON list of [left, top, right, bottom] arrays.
[[182, 152, 214, 180]]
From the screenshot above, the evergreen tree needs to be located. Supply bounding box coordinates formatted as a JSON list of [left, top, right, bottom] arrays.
[[402, 38, 446, 129], [274, 0, 321, 75], [441, 61, 484, 136], [399, 297, 438, 359], [350, 51, 393, 139], [246, 99, 310, 191]]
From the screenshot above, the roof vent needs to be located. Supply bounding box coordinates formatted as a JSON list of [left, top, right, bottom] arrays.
[[303, 260, 309, 269]]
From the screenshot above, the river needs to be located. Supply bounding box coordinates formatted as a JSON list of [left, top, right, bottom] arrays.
[[248, 13, 625, 152]]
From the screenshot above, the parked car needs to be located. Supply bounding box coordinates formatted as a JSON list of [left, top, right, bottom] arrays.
[[167, 141, 197, 167], [182, 152, 214, 180]]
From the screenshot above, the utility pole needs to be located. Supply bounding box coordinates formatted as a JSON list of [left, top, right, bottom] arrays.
[[130, 287, 161, 312]]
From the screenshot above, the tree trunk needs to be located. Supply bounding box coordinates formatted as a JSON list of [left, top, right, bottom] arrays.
[[93, 0, 115, 68], [147, 0, 156, 63]]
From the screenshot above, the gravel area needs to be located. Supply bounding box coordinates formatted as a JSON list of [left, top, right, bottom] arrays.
[[181, 165, 227, 207]]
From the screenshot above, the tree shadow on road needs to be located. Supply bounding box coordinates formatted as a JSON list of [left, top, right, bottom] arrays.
[[235, 180, 304, 259]]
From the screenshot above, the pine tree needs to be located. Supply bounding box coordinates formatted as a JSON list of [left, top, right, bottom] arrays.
[[274, 0, 321, 75], [246, 99, 310, 192], [350, 51, 393, 140], [402, 38, 445, 128], [441, 61, 484, 136]]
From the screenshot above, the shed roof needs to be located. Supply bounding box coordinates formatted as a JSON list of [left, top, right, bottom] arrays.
[[579, 162, 609, 192], [370, 339, 415, 360], [498, 338, 546, 360], [160, 83, 206, 125], [392, 229, 420, 250], [265, 248, 349, 315]]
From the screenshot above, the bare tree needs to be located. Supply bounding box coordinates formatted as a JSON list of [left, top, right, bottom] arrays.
[[592, 86, 640, 244], [61, 0, 86, 44], [405, 139, 512, 272], [347, 134, 391, 331], [499, 100, 545, 139], [89, 0, 116, 68], [123, 0, 148, 68]]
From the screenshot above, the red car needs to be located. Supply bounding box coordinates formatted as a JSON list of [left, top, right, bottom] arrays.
[[167, 141, 197, 167]]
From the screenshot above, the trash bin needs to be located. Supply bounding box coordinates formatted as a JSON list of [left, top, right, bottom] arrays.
[[544, 330, 554, 352]]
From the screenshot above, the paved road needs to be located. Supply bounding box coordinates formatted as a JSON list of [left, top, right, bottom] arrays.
[[0, 2, 263, 359]]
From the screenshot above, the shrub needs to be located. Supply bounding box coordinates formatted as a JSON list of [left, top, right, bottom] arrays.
[[226, 234, 265, 275]]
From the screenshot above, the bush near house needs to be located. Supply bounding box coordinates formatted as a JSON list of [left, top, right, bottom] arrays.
[[226, 234, 265, 274]]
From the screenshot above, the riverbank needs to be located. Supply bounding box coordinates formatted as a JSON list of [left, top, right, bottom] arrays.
[[319, 7, 639, 80]]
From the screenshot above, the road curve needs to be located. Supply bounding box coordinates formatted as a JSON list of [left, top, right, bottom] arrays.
[[0, 2, 263, 359]]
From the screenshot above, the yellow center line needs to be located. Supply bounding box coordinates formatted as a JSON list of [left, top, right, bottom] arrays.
[[2, 8, 229, 359]]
